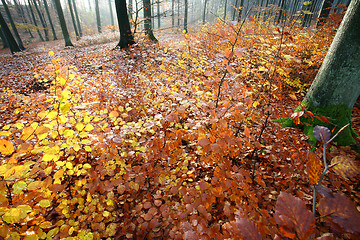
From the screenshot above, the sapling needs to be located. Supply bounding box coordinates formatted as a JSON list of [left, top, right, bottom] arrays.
[[312, 123, 350, 216]]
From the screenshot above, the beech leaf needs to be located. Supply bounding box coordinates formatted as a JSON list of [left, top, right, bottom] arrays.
[[275, 192, 315, 240], [313, 125, 331, 142]]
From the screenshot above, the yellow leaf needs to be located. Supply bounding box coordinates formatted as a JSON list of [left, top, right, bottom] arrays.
[[253, 101, 260, 108], [84, 146, 91, 152], [0, 131, 11, 137], [48, 111, 58, 119], [66, 162, 73, 170], [43, 154, 56, 162], [39, 199, 51, 208], [83, 163, 91, 170], [2, 208, 22, 224], [28, 181, 43, 191], [75, 123, 84, 131], [84, 124, 94, 131], [16, 123, 25, 129], [60, 103, 71, 115], [0, 139, 15, 155], [48, 51, 54, 56], [63, 129, 75, 137], [73, 144, 80, 151], [21, 127, 34, 141]]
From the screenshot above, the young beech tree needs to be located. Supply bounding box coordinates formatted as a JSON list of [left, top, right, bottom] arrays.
[[115, 0, 135, 49], [295, 0, 360, 145], [53, 0, 74, 47], [143, 0, 158, 41]]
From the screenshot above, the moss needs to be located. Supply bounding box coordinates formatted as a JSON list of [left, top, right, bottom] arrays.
[[275, 100, 357, 146]]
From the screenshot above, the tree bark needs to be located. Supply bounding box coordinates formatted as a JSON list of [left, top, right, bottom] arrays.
[[157, 0, 160, 29], [115, 0, 135, 49], [95, 0, 101, 33], [43, 0, 58, 40], [318, 0, 334, 26], [13, 0, 34, 38], [67, 0, 79, 37], [203, 0, 208, 24], [32, 0, 49, 41], [108, 0, 115, 26], [0, 10, 21, 53], [0, 27, 9, 48], [184, 0, 188, 32], [27, 0, 44, 41], [1, 0, 25, 50], [72, 0, 82, 37], [143, 0, 157, 41], [300, 0, 360, 145], [53, 0, 74, 47]]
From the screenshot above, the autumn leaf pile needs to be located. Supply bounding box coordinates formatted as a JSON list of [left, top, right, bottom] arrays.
[[0, 14, 360, 239]]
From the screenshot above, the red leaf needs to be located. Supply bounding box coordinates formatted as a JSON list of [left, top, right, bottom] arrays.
[[236, 217, 262, 240], [275, 192, 315, 240]]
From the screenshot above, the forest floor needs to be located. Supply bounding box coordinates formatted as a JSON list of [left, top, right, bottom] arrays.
[[0, 22, 360, 239]]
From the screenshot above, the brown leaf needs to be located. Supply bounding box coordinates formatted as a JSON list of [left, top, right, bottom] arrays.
[[307, 151, 322, 185], [331, 155, 359, 178], [275, 192, 315, 240], [318, 192, 360, 233], [235, 217, 262, 240]]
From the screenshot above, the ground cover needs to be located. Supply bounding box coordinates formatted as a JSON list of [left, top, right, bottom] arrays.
[[0, 17, 359, 239]]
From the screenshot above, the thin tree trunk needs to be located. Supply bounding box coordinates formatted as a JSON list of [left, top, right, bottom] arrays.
[[224, 0, 228, 20], [143, 0, 157, 41], [1, 0, 25, 50], [72, 0, 82, 36], [184, 0, 188, 32], [157, 0, 160, 29], [95, 0, 101, 33], [172, 0, 174, 27], [0, 10, 21, 53], [53, 0, 74, 47], [115, 0, 135, 48], [27, 0, 44, 41], [42, 0, 57, 40], [32, 0, 49, 41], [67, 0, 79, 37], [109, 0, 115, 26], [13, 0, 34, 38], [177, 0, 180, 26], [203, 0, 208, 24]]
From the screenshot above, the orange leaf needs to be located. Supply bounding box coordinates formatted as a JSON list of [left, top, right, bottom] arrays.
[[244, 126, 250, 138], [0, 139, 14, 155], [307, 151, 322, 185]]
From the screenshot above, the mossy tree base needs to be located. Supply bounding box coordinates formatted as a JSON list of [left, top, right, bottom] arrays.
[[277, 100, 358, 146]]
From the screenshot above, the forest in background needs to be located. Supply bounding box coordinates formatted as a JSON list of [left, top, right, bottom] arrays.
[[0, 0, 360, 239]]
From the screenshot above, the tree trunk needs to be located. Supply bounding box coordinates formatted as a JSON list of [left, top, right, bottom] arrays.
[[143, 0, 157, 41], [95, 0, 101, 33], [184, 0, 188, 32], [224, 0, 228, 20], [0, 10, 21, 53], [67, 0, 79, 37], [43, 0, 58, 40], [203, 0, 208, 24], [317, 0, 334, 26], [13, 0, 34, 38], [172, 0, 174, 27], [300, 0, 360, 145], [1, 0, 25, 50], [114, 0, 135, 48], [53, 0, 74, 47], [0, 27, 9, 48], [108, 0, 115, 26], [27, 0, 44, 41], [157, 0, 160, 29], [32, 0, 49, 41], [72, 0, 82, 37]]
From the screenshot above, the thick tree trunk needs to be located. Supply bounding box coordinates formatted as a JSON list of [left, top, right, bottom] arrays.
[[0, 11, 21, 53], [203, 0, 208, 24], [95, 0, 101, 33], [115, 0, 135, 49], [143, 0, 157, 41], [1, 0, 25, 50], [43, 0, 58, 40], [53, 0, 74, 47], [0, 27, 9, 48], [157, 0, 160, 29], [301, 0, 360, 145]]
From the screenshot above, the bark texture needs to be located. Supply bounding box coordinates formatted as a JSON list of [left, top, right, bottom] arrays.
[[115, 0, 135, 49]]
